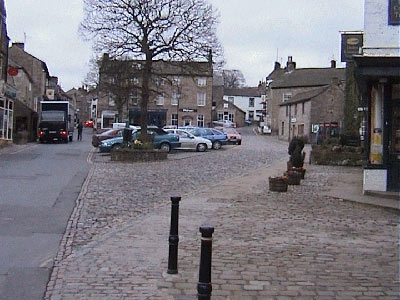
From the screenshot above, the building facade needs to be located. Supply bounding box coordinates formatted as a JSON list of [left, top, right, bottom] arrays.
[[266, 57, 346, 135], [354, 0, 400, 192], [278, 82, 345, 142], [97, 56, 213, 129]]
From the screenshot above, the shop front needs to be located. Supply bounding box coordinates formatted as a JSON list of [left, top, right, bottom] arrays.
[[354, 56, 400, 192]]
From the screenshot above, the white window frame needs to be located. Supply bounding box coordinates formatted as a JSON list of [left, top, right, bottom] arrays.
[[283, 93, 292, 102], [197, 93, 206, 106], [197, 77, 207, 87], [197, 114, 204, 127], [108, 93, 116, 106], [173, 76, 181, 86], [171, 92, 180, 106], [156, 93, 164, 106], [130, 90, 139, 105], [0, 99, 13, 140], [249, 97, 255, 107], [171, 113, 178, 126]]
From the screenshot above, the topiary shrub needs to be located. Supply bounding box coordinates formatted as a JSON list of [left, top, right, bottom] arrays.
[[288, 136, 306, 168]]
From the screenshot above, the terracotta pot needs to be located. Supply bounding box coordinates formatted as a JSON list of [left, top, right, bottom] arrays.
[[287, 171, 301, 185]]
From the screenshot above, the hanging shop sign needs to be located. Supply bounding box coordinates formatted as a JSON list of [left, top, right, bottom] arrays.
[[341, 32, 363, 62]]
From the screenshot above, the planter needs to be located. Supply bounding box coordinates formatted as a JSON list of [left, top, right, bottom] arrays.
[[111, 149, 168, 162], [269, 176, 288, 192], [293, 167, 306, 179], [287, 171, 301, 185]]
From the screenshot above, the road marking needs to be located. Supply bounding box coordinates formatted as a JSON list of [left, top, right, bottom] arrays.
[[87, 147, 95, 164]]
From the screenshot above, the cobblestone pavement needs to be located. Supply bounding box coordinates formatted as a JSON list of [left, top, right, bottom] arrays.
[[44, 127, 399, 300]]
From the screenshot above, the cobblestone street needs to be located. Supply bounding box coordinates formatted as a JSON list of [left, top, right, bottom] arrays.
[[44, 128, 399, 300]]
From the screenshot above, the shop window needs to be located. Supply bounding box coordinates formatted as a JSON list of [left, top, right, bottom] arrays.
[[369, 85, 384, 164]]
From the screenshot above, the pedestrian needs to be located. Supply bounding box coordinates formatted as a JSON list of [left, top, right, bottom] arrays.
[[77, 121, 83, 141]]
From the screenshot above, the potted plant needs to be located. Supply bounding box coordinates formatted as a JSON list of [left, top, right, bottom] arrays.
[[269, 176, 288, 192]]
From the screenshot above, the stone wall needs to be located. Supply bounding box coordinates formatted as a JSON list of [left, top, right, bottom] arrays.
[[310, 145, 365, 166]]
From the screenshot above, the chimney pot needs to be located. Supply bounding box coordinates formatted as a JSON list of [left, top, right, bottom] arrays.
[[331, 60, 336, 68]]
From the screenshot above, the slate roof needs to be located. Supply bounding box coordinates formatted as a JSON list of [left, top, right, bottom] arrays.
[[279, 85, 329, 106], [270, 68, 346, 89], [224, 87, 262, 97]]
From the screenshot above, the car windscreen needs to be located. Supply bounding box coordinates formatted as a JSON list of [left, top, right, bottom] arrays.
[[41, 111, 65, 122]]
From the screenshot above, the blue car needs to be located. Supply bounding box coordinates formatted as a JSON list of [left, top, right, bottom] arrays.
[[188, 128, 227, 150], [99, 128, 180, 153]]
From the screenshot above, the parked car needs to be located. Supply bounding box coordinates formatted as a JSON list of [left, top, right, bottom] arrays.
[[165, 129, 212, 152], [99, 127, 180, 153], [84, 120, 94, 128], [92, 128, 124, 147], [188, 128, 227, 150], [212, 120, 236, 128], [218, 127, 242, 145]]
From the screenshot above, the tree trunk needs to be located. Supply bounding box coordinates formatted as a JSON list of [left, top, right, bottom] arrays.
[[140, 50, 152, 142]]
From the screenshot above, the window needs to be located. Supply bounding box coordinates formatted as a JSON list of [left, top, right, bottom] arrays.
[[156, 93, 164, 105], [197, 77, 207, 87], [283, 93, 292, 102], [130, 90, 139, 105], [171, 92, 180, 105], [155, 77, 165, 86], [0, 99, 13, 140], [171, 113, 178, 126], [197, 114, 204, 127], [217, 112, 224, 120], [197, 93, 206, 106], [108, 93, 116, 106], [248, 111, 254, 120], [223, 103, 228, 108], [183, 118, 192, 126], [173, 76, 180, 86], [228, 96, 234, 103], [249, 98, 255, 107], [281, 121, 285, 135], [130, 77, 139, 85], [302, 102, 305, 114], [286, 106, 289, 117]]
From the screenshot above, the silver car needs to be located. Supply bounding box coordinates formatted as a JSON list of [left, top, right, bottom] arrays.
[[165, 129, 212, 152]]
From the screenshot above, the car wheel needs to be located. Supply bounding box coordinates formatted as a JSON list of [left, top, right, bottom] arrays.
[[237, 141, 242, 145], [160, 142, 171, 153], [212, 141, 222, 150], [196, 143, 207, 152]]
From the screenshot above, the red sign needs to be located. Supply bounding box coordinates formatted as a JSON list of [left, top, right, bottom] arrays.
[[8, 67, 18, 76]]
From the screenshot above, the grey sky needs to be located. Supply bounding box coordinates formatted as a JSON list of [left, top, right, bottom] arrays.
[[6, 0, 364, 90]]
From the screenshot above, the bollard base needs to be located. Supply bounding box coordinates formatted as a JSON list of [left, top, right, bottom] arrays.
[[167, 269, 178, 274]]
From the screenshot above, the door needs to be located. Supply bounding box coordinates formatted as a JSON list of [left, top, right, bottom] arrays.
[[388, 84, 400, 191]]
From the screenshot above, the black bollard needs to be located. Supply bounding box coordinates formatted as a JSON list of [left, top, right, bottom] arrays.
[[197, 226, 214, 300], [167, 196, 181, 274]]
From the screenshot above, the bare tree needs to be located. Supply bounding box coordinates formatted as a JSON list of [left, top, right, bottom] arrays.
[[80, 0, 222, 139], [223, 69, 246, 88]]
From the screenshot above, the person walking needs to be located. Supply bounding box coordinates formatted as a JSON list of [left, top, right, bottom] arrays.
[[77, 121, 83, 141]]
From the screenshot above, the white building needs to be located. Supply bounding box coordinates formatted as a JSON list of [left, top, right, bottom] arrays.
[[353, 0, 400, 192], [223, 87, 264, 122]]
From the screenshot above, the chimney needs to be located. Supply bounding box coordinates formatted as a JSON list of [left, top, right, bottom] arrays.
[[331, 59, 336, 68], [13, 42, 25, 50], [103, 53, 109, 60], [286, 56, 296, 72], [274, 61, 281, 71]]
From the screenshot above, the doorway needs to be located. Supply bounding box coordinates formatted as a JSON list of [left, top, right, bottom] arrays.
[[388, 84, 400, 191]]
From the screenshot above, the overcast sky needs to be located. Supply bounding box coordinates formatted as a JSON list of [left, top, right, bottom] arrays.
[[6, 0, 364, 91]]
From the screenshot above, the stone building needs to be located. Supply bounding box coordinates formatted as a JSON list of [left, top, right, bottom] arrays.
[[0, 0, 15, 146], [66, 87, 92, 123], [97, 55, 213, 129], [266, 56, 346, 135], [353, 0, 400, 192], [278, 81, 345, 142]]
